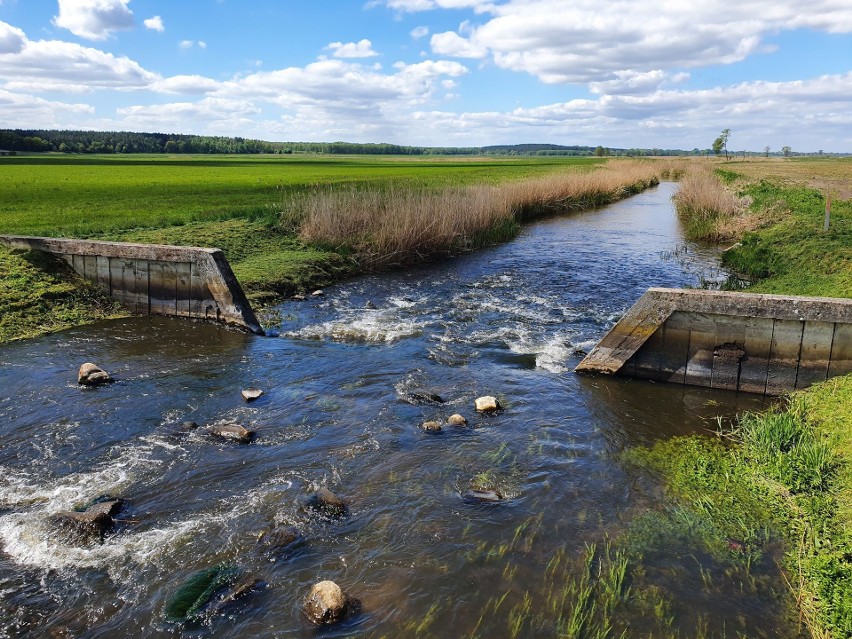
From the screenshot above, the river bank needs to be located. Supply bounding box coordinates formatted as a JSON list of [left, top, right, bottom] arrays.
[[645, 157, 852, 637]]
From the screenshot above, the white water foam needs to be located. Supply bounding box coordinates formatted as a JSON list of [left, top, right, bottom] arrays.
[[284, 312, 425, 344]]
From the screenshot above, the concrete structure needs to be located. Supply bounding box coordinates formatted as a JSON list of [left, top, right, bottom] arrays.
[[576, 288, 852, 394], [0, 235, 263, 334]]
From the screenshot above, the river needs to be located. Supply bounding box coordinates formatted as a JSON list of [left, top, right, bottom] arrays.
[[0, 183, 795, 638]]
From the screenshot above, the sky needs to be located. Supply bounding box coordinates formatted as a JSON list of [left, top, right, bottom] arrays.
[[0, 0, 851, 151]]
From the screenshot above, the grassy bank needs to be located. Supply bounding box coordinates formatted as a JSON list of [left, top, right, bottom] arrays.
[[672, 158, 851, 298], [654, 158, 852, 636], [0, 155, 660, 342], [630, 376, 852, 637], [0, 246, 123, 342]]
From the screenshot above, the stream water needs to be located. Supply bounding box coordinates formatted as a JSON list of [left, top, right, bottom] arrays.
[[0, 183, 797, 638]]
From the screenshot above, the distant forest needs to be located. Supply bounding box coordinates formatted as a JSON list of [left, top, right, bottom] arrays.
[[0, 128, 765, 157]]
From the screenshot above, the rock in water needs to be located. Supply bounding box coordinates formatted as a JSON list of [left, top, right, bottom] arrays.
[[421, 421, 442, 432], [304, 581, 356, 625], [306, 488, 347, 517], [463, 488, 505, 503], [447, 414, 467, 426], [256, 525, 303, 556], [312, 289, 324, 297], [241, 388, 263, 402], [207, 423, 255, 444], [402, 391, 445, 405], [77, 363, 113, 386], [50, 499, 123, 545], [474, 396, 501, 412]]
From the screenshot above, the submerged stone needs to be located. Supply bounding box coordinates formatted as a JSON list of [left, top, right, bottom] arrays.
[[463, 488, 505, 503], [304, 580, 358, 625], [256, 525, 303, 557], [77, 363, 113, 386], [474, 396, 501, 412], [207, 423, 255, 444], [403, 391, 445, 405], [306, 488, 347, 517], [421, 420, 442, 432], [447, 414, 467, 426]]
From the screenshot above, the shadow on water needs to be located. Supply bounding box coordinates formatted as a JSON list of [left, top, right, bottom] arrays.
[[0, 184, 796, 638]]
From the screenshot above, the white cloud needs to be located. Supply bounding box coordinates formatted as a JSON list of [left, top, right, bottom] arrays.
[[53, 0, 134, 41], [0, 88, 95, 128], [420, 0, 852, 86], [0, 20, 26, 54], [198, 41, 207, 49], [410, 25, 429, 38], [0, 29, 159, 91], [325, 39, 379, 58], [152, 74, 220, 94], [116, 97, 260, 129], [431, 30, 487, 58], [179, 40, 193, 49], [589, 70, 689, 96], [373, 0, 495, 13], [143, 15, 164, 32]]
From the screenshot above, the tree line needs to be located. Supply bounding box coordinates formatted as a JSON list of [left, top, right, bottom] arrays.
[[0, 129, 838, 157]]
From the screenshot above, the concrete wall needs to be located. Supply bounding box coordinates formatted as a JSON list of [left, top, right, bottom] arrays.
[[576, 288, 852, 395], [0, 235, 263, 335]]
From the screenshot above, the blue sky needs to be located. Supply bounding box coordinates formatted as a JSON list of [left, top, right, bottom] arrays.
[[0, 0, 850, 151]]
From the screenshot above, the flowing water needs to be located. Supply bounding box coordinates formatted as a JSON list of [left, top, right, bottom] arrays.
[[0, 183, 795, 638]]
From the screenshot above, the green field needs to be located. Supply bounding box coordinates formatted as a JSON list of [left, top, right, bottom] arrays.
[[0, 153, 606, 340], [0, 154, 602, 237]]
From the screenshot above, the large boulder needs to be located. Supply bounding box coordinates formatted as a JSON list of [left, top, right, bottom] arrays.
[[304, 580, 358, 625], [77, 363, 113, 386]]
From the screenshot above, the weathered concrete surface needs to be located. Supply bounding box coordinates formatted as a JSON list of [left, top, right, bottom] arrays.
[[0, 235, 263, 334], [576, 288, 852, 394]]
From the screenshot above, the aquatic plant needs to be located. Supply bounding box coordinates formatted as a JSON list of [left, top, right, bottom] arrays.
[[164, 564, 242, 623]]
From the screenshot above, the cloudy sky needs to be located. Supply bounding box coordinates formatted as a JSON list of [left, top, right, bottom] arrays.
[[1, 0, 850, 150]]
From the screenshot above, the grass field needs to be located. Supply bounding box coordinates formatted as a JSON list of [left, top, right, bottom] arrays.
[[0, 154, 603, 237]]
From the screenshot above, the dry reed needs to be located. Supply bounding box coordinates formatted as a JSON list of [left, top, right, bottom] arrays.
[[672, 165, 747, 241], [289, 160, 662, 269]]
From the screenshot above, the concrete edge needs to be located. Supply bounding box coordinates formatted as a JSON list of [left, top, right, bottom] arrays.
[[575, 287, 852, 375], [0, 234, 264, 335]]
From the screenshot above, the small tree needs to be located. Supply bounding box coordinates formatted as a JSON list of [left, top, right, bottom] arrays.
[[782, 145, 792, 158], [712, 128, 731, 160], [763, 145, 770, 158]]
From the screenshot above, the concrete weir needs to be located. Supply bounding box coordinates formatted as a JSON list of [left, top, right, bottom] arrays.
[[576, 288, 852, 395], [0, 235, 264, 335]]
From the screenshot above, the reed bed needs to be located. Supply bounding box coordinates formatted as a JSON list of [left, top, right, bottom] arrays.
[[290, 160, 661, 269], [672, 165, 747, 241]]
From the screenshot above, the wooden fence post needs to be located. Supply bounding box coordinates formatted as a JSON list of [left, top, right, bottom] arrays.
[[824, 195, 832, 232]]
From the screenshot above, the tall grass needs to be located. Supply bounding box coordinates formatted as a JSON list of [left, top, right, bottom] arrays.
[[672, 165, 747, 241], [290, 160, 661, 269]]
